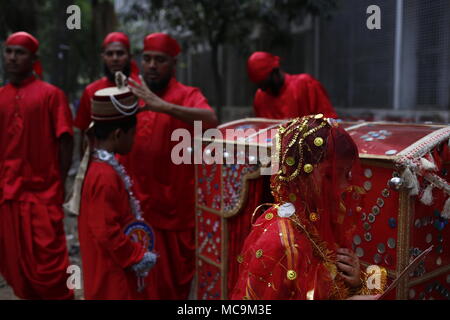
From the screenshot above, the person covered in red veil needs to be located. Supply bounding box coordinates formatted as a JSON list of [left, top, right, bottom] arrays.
[[231, 114, 385, 300], [121, 33, 218, 299], [74, 32, 141, 155], [247, 52, 337, 120], [0, 32, 74, 299], [76, 80, 157, 299]]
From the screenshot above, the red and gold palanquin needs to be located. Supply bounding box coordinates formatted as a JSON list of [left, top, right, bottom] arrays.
[[195, 118, 450, 300]]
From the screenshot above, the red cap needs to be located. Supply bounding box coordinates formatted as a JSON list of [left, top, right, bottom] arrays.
[[6, 31, 43, 79], [6, 31, 39, 54], [247, 51, 281, 84], [102, 32, 131, 51], [143, 33, 181, 57]]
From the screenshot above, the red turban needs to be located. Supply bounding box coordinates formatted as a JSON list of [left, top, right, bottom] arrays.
[[6, 31, 43, 79], [247, 51, 281, 84], [143, 33, 181, 57], [102, 32, 130, 51]]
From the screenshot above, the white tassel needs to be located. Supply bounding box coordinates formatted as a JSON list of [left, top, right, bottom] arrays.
[[442, 197, 450, 219], [420, 155, 437, 171], [401, 167, 419, 196], [420, 184, 434, 206]]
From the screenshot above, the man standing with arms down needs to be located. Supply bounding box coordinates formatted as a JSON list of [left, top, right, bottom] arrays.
[[0, 32, 74, 299], [247, 51, 337, 119], [124, 32, 218, 299]]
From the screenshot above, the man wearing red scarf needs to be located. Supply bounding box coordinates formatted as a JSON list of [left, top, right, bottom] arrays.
[[74, 32, 140, 133], [122, 32, 218, 299], [247, 51, 337, 120], [0, 32, 74, 299]]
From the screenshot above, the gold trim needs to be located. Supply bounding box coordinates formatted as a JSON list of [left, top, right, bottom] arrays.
[[197, 204, 223, 216], [396, 190, 413, 299], [407, 265, 450, 288], [198, 254, 222, 269], [195, 167, 262, 218]]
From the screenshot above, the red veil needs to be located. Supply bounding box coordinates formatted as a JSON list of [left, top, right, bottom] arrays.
[[231, 114, 365, 300]]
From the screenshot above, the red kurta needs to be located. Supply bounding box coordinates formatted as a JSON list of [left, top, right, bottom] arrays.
[[78, 161, 147, 300], [0, 75, 74, 299], [74, 73, 140, 131], [253, 73, 337, 120], [119, 77, 212, 299]]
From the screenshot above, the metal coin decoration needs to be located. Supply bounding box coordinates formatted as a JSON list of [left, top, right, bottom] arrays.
[[356, 247, 364, 258], [387, 238, 396, 249], [368, 213, 376, 223], [415, 219, 422, 228], [372, 206, 380, 216], [385, 149, 398, 155], [364, 232, 372, 242], [361, 212, 367, 221], [278, 202, 296, 218], [364, 168, 373, 178], [388, 177, 403, 190], [377, 243, 386, 254], [364, 181, 372, 191], [374, 253, 382, 264], [384, 254, 393, 266], [353, 235, 362, 246], [382, 188, 390, 197], [363, 222, 371, 231], [377, 198, 385, 208]]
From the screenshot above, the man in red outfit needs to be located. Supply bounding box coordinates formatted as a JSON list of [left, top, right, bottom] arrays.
[[123, 32, 218, 299], [247, 51, 337, 120], [78, 86, 157, 299], [74, 32, 140, 141], [0, 32, 74, 299]]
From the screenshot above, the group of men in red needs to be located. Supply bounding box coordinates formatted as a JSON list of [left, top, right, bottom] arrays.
[[0, 30, 336, 300]]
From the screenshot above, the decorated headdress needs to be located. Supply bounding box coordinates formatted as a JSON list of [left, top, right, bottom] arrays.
[[271, 114, 364, 250], [91, 72, 138, 122]]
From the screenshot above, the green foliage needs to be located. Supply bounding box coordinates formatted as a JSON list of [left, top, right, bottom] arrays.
[[121, 0, 338, 53]]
